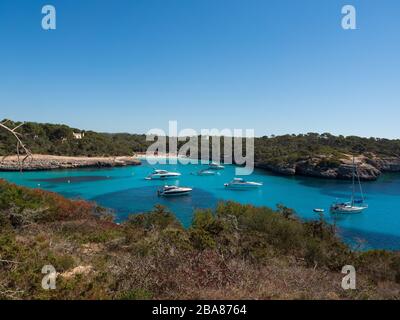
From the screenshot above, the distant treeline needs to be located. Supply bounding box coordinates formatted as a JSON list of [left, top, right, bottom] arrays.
[[254, 133, 400, 166], [0, 120, 151, 157], [1, 120, 400, 162]]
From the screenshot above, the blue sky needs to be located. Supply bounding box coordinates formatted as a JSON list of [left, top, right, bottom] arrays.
[[0, 0, 399, 138]]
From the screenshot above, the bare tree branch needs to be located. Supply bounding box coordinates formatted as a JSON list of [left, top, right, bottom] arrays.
[[0, 259, 21, 264], [0, 120, 32, 170], [0, 282, 24, 300]]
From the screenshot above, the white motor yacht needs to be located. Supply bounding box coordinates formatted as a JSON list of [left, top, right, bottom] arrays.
[[145, 169, 181, 180], [157, 185, 192, 196], [224, 178, 263, 189]]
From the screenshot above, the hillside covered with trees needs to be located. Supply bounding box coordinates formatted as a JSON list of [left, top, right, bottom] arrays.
[[1, 119, 400, 179], [0, 120, 151, 157]]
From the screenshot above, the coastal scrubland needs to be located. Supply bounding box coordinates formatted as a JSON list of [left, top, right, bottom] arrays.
[[0, 179, 399, 300]]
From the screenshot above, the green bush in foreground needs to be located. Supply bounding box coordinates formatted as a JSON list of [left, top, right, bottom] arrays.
[[0, 179, 399, 300]]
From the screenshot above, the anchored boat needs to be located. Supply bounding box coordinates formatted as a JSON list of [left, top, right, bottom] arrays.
[[330, 157, 368, 214], [145, 169, 181, 180], [157, 185, 192, 197], [224, 178, 263, 189], [209, 162, 225, 170], [195, 169, 217, 176]]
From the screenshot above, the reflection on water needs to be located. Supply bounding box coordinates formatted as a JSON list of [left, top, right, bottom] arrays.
[[338, 227, 400, 251], [91, 186, 219, 225], [297, 173, 400, 197]]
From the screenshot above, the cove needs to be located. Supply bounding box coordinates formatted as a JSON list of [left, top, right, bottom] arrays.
[[1, 159, 400, 250]]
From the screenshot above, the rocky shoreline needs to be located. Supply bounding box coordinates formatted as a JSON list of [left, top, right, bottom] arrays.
[[256, 155, 400, 181], [2, 153, 399, 181], [0, 154, 141, 171]]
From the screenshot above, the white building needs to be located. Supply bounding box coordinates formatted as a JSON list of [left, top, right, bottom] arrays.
[[72, 132, 85, 140]]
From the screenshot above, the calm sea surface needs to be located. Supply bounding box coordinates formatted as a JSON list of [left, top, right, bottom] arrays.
[[1, 159, 400, 250]]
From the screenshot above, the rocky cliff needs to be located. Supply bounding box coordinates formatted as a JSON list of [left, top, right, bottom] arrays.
[[256, 155, 400, 181]]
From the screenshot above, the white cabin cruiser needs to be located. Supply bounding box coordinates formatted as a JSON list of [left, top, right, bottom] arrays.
[[224, 178, 263, 189], [145, 169, 181, 180], [157, 185, 192, 197], [209, 162, 225, 170]]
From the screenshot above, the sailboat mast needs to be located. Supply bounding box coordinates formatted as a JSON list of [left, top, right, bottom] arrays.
[[351, 156, 355, 206], [356, 157, 365, 203]]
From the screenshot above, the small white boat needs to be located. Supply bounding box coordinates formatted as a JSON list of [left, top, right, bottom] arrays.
[[157, 185, 192, 197], [145, 169, 181, 180], [313, 208, 325, 213], [196, 169, 217, 176], [209, 162, 225, 170], [224, 178, 263, 189]]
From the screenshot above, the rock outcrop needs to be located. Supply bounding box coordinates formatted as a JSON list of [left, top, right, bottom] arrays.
[[366, 156, 400, 172], [0, 155, 141, 171], [256, 154, 400, 181], [255, 162, 296, 176]]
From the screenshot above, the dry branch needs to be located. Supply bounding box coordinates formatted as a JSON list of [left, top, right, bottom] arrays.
[[0, 120, 32, 170]]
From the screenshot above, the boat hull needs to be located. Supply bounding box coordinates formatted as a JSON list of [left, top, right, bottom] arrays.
[[224, 183, 262, 189], [158, 187, 192, 197], [330, 206, 367, 214], [147, 174, 181, 180], [159, 191, 191, 197]]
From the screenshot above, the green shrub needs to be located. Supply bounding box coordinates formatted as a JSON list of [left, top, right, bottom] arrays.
[[189, 228, 216, 250], [118, 288, 153, 300]]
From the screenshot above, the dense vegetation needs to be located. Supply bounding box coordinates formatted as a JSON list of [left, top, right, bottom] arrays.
[[0, 120, 152, 157], [254, 133, 400, 166], [0, 179, 399, 299], [1, 120, 400, 163]]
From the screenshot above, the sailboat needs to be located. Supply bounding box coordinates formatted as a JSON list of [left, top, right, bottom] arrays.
[[330, 156, 368, 214]]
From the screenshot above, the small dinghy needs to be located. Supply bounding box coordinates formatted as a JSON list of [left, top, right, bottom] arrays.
[[313, 208, 325, 213]]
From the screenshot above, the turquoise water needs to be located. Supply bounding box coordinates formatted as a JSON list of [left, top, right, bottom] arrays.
[[1, 160, 400, 250]]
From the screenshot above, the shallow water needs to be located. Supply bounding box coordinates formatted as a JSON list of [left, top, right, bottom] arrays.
[[1, 160, 400, 250]]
